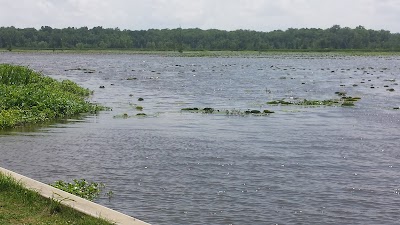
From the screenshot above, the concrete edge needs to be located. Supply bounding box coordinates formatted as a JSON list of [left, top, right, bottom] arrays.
[[0, 167, 150, 225]]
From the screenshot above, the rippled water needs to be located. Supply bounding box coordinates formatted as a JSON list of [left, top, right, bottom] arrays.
[[1, 52, 400, 224]]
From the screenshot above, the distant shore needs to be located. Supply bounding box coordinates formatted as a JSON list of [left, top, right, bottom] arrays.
[[1, 49, 400, 57]]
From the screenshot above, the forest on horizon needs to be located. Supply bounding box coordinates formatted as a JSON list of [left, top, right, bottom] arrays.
[[1, 25, 400, 52]]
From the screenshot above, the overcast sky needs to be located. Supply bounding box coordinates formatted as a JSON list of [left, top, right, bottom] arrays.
[[1, 0, 399, 33]]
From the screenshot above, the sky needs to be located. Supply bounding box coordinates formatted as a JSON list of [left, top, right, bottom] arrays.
[[1, 0, 400, 33]]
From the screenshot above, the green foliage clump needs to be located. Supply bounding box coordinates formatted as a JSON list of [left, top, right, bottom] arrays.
[[50, 179, 105, 201], [0, 64, 105, 129], [267, 96, 360, 107]]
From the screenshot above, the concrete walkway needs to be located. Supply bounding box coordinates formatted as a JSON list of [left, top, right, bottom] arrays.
[[0, 167, 150, 225]]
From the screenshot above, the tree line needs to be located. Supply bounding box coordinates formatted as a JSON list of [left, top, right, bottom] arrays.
[[0, 25, 399, 51]]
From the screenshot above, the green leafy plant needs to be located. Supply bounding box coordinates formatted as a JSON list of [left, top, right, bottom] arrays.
[[0, 64, 107, 129], [50, 179, 105, 201]]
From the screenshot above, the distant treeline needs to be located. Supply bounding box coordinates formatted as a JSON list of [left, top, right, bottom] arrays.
[[1, 25, 400, 51]]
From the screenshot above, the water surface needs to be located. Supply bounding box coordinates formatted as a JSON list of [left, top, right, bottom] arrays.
[[1, 52, 400, 224]]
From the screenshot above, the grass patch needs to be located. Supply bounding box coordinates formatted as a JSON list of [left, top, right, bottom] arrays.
[[0, 172, 113, 225], [0, 64, 106, 129]]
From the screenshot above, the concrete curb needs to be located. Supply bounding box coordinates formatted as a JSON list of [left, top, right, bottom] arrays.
[[0, 167, 150, 225]]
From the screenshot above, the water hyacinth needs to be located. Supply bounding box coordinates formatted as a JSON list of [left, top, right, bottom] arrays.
[[0, 64, 106, 129]]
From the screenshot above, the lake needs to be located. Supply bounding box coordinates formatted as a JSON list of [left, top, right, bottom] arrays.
[[1, 52, 400, 224]]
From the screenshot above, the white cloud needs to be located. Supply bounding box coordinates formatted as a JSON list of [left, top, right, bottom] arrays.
[[0, 0, 399, 32]]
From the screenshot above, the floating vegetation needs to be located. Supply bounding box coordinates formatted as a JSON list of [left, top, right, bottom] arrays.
[[65, 68, 95, 73], [181, 108, 199, 111], [341, 102, 355, 107], [135, 106, 143, 110], [341, 97, 361, 101], [245, 110, 261, 114], [267, 96, 360, 107], [335, 91, 347, 96], [138, 97, 144, 101], [267, 100, 293, 105], [203, 107, 215, 113], [50, 179, 105, 201], [180, 107, 275, 116], [113, 113, 148, 118]]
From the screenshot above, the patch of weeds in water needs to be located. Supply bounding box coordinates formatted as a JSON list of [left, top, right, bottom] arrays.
[[181, 107, 275, 116], [263, 110, 275, 114], [127, 77, 137, 80], [341, 96, 361, 101], [135, 106, 144, 111], [181, 107, 199, 111], [245, 110, 262, 114], [335, 91, 347, 96], [341, 102, 355, 107], [50, 179, 106, 201], [136, 113, 147, 116], [267, 96, 360, 107], [267, 100, 293, 105], [113, 113, 129, 119], [65, 68, 95, 73], [203, 107, 215, 113]]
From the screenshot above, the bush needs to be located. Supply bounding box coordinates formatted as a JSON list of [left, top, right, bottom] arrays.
[[0, 64, 105, 129]]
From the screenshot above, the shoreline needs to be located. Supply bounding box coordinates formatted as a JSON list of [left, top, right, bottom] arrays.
[[1, 49, 400, 57], [0, 166, 150, 225]]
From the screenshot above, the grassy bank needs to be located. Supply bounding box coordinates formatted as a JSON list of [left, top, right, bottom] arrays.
[[0, 64, 105, 129], [0, 172, 113, 225]]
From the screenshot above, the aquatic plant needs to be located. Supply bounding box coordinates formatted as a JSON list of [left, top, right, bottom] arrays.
[[267, 96, 360, 107], [263, 110, 275, 113], [203, 107, 215, 113], [50, 179, 105, 201], [267, 100, 293, 105], [341, 102, 355, 107], [0, 64, 106, 129], [180, 107, 275, 116], [181, 107, 200, 111]]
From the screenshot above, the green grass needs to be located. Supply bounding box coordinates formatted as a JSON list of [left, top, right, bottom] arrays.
[[0, 172, 113, 225], [0, 64, 106, 129]]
